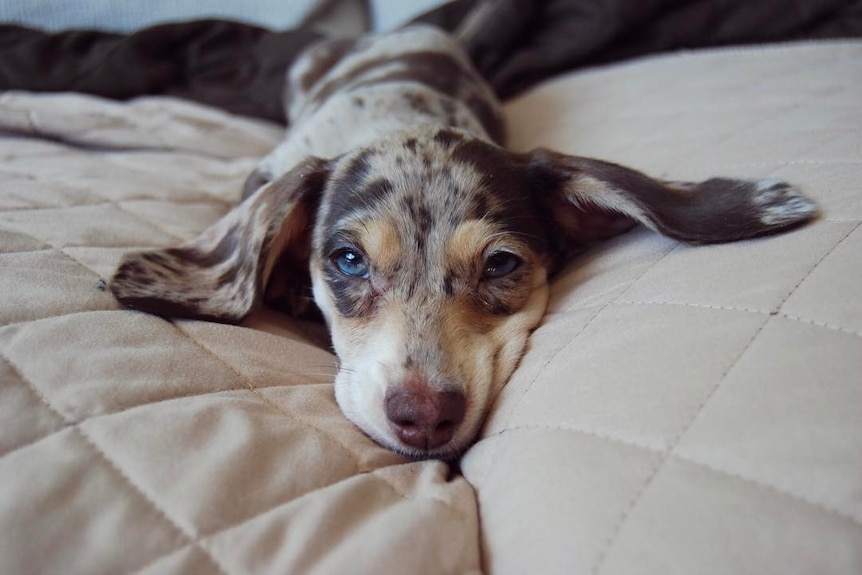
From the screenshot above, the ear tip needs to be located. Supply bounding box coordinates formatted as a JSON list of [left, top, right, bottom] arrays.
[[108, 259, 169, 316], [110, 254, 152, 298], [109, 254, 202, 320], [751, 180, 820, 226], [109, 253, 254, 323]]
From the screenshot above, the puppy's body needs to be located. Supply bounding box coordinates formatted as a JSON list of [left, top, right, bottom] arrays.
[[247, 26, 504, 194], [111, 26, 817, 459]]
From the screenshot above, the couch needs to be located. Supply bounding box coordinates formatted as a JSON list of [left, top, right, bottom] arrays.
[[0, 39, 860, 574]]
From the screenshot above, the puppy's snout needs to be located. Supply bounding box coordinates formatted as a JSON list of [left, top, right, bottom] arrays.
[[385, 388, 466, 451]]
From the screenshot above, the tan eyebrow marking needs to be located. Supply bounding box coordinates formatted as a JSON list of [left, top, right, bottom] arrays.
[[446, 219, 499, 267], [359, 217, 403, 274]]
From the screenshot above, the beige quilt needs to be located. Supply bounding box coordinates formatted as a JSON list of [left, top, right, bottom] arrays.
[[1, 41, 860, 574]]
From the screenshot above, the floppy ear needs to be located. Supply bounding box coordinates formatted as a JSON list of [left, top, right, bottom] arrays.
[[111, 157, 330, 322], [525, 149, 818, 246]]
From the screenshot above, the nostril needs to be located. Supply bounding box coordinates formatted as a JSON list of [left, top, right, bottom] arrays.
[[436, 391, 466, 429], [433, 420, 456, 441], [392, 418, 414, 428]]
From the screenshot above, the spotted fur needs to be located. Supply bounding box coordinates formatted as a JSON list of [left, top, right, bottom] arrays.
[[112, 26, 817, 459]]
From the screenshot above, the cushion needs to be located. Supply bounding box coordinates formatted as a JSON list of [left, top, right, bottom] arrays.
[[468, 41, 862, 574], [1, 40, 860, 574]]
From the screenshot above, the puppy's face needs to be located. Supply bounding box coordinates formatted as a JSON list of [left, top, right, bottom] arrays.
[[306, 129, 552, 458]]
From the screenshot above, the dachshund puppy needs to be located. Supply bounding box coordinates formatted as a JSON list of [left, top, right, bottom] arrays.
[[111, 26, 817, 458]]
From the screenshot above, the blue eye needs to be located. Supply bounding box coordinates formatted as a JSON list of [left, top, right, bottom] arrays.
[[332, 249, 369, 278], [483, 251, 521, 279]]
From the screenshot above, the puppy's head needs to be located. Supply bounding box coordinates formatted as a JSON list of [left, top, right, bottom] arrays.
[[112, 127, 816, 458], [308, 129, 557, 458]]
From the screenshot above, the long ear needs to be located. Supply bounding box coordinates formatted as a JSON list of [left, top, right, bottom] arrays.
[[525, 149, 818, 245], [111, 157, 329, 322]]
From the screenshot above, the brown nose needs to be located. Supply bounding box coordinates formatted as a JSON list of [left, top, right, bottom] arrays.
[[385, 388, 466, 451]]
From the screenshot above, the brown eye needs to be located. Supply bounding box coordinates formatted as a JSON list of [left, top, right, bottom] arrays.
[[482, 251, 521, 279]]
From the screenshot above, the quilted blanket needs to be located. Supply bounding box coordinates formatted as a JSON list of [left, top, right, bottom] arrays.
[[1, 41, 861, 574]]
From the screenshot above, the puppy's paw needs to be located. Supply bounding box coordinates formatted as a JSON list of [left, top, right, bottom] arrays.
[[750, 179, 818, 226]]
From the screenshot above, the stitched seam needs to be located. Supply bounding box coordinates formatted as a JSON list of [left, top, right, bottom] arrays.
[[105, 201, 188, 243], [0, 351, 231, 575], [0, 224, 149, 311], [0, 315, 335, 396], [505, 242, 683, 429], [0, 239, 118, 328], [0, 424, 75, 459], [619, 299, 768, 315], [0, 248, 59, 256], [592, 222, 859, 574], [493, 424, 862, 527], [472, 242, 681, 487], [2, 309, 343, 571], [541, 301, 608, 317], [556, 40, 862, 84], [211, 463, 472, 541], [22, 171, 196, 245], [74, 427, 232, 575], [0, 245, 158, 261], [0, 128, 267, 164], [644, 162, 862, 184], [3, 103, 473, 571], [0, 228, 103, 277], [369, 466, 473, 523], [1, 153, 238, 209], [0, 384, 337, 452], [4, 322, 467, 565], [101, 153, 247, 207], [127, 547, 194, 575], [780, 312, 861, 337], [672, 159, 862, 177], [128, 464, 476, 575], [170, 320, 368, 473], [591, 313, 771, 575], [375, 467, 473, 523], [491, 423, 665, 455], [675, 451, 862, 528], [55, 247, 115, 280], [0, 309, 126, 330], [617, 299, 862, 338], [3, 297, 481, 571], [0, 355, 71, 458], [776, 221, 860, 314], [0, 198, 230, 213], [169, 323, 473, 522]]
